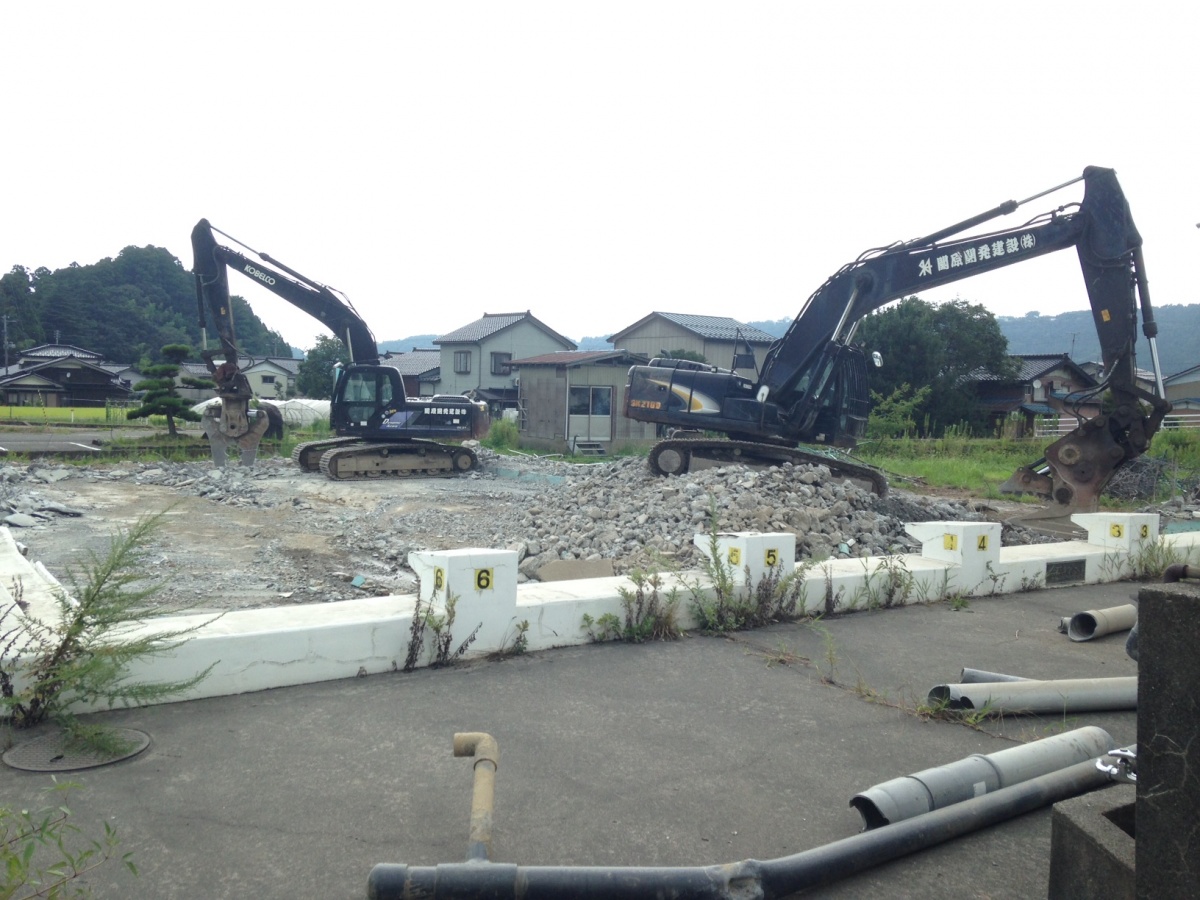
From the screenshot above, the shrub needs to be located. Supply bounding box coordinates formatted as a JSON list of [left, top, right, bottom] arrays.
[[482, 418, 520, 451]]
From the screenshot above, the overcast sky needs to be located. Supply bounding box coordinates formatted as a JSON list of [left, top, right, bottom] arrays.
[[4, 2, 1196, 353]]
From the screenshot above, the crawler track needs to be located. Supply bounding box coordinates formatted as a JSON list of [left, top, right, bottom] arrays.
[[293, 438, 477, 480], [648, 438, 888, 495]]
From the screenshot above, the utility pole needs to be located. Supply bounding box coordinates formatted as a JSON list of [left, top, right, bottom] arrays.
[[2, 315, 8, 370]]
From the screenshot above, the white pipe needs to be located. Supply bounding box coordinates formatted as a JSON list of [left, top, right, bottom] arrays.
[[849, 726, 1115, 828], [928, 677, 1137, 714], [959, 667, 1030, 683], [1066, 604, 1138, 642]]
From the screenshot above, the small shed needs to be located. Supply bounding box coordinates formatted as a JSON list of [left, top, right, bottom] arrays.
[[509, 350, 655, 453]]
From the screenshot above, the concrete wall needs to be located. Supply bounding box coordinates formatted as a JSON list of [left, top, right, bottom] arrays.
[[6, 514, 1196, 713]]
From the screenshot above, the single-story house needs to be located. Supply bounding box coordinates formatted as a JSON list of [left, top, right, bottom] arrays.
[[0, 344, 136, 408], [509, 349, 656, 453]]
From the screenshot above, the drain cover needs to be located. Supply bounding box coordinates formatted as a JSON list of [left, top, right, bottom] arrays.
[[3, 729, 150, 772]]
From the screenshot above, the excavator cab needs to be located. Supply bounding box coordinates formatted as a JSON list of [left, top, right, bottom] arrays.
[[331, 365, 401, 433]]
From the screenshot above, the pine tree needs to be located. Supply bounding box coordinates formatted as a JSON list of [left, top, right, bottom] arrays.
[[125, 344, 203, 436]]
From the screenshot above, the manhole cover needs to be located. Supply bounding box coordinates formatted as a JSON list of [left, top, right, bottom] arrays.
[[3, 729, 150, 772]]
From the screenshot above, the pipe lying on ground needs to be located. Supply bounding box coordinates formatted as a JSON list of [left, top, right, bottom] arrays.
[[1066, 604, 1138, 642], [928, 676, 1137, 714], [848, 726, 1115, 828], [366, 755, 1127, 900], [451, 732, 499, 863], [960, 667, 1030, 683], [1162, 563, 1197, 583]]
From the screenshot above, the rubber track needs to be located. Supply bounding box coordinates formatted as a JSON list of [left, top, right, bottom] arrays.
[[648, 439, 888, 496]]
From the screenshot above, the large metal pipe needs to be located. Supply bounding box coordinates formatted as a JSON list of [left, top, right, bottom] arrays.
[[848, 726, 1115, 828], [367, 756, 1124, 899], [928, 677, 1137, 714], [1066, 604, 1138, 642], [451, 732, 499, 862]]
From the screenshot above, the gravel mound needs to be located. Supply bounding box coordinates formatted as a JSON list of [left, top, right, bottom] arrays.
[[1, 453, 1060, 592]]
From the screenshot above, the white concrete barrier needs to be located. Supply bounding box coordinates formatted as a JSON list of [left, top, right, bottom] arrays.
[[3, 517, 1198, 711]]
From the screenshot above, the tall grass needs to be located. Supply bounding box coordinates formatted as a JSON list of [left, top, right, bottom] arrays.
[[857, 429, 1200, 499]]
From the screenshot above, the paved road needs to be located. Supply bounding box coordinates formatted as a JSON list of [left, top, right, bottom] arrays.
[[0, 581, 1142, 899], [0, 426, 207, 458]]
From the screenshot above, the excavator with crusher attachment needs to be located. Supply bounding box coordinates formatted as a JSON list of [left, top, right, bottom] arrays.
[[624, 166, 1171, 515], [191, 219, 488, 479]]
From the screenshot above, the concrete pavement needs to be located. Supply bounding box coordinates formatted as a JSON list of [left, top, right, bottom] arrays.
[[0, 581, 1142, 899]]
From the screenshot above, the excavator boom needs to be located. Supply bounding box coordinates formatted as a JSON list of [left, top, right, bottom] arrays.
[[625, 167, 1171, 514]]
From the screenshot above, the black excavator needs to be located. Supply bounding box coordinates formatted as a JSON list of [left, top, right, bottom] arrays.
[[191, 220, 489, 479], [624, 166, 1171, 515]]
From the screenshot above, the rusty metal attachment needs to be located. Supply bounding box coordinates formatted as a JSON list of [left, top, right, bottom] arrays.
[[451, 732, 499, 863]]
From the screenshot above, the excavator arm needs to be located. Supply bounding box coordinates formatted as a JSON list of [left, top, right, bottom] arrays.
[[625, 167, 1171, 514], [191, 219, 379, 366]]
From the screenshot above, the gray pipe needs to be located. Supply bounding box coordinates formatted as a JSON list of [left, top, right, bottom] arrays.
[[1066, 604, 1138, 642], [959, 667, 1030, 683], [367, 755, 1126, 899], [929, 676, 1137, 714], [848, 726, 1115, 828]]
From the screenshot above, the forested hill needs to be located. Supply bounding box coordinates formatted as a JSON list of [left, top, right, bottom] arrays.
[[0, 246, 290, 365], [993, 306, 1199, 376], [743, 308, 1199, 376]]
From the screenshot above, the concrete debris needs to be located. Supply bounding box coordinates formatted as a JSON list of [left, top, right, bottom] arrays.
[[0, 453, 1063, 598]]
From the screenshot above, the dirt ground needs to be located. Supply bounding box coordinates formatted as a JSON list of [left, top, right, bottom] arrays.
[[13, 462, 546, 614]]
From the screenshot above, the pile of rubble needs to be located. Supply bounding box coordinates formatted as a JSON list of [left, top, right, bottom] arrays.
[[477, 456, 1057, 577], [0, 453, 1068, 590]]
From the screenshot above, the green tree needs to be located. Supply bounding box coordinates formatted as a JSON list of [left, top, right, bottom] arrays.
[[19, 246, 292, 363], [295, 334, 346, 399], [0, 265, 44, 355], [125, 344, 202, 436], [866, 383, 931, 442], [856, 297, 1017, 436]]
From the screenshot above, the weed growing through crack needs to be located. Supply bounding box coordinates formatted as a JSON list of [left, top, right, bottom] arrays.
[[682, 499, 811, 633], [581, 612, 622, 642], [617, 570, 681, 642], [854, 552, 915, 610], [806, 618, 839, 685], [582, 569, 681, 643], [980, 561, 1007, 596], [1125, 537, 1196, 581], [403, 592, 481, 671], [0, 512, 217, 754], [1018, 572, 1044, 592], [488, 619, 530, 660]]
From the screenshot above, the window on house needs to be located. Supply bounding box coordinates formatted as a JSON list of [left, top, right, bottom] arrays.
[[261, 375, 276, 385], [569, 386, 612, 416], [491, 352, 512, 376], [454, 351, 471, 374]]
